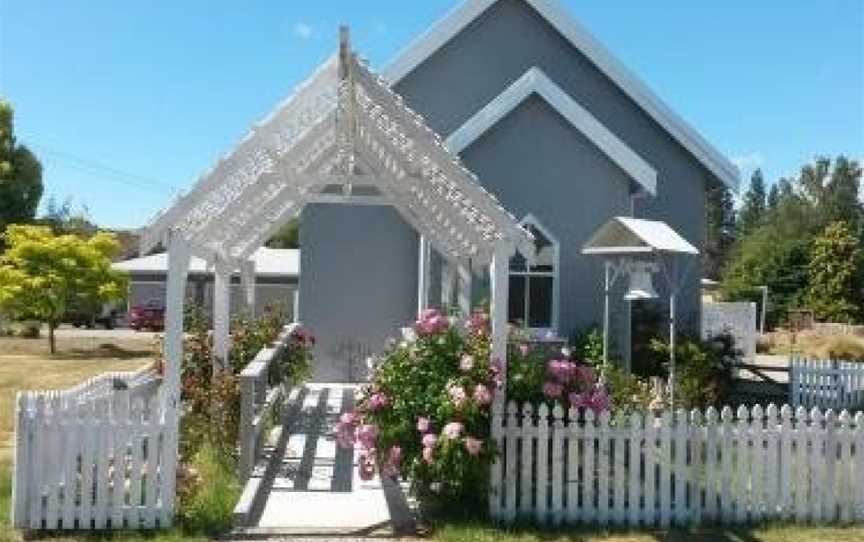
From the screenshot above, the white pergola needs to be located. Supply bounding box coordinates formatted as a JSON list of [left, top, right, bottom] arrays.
[[140, 28, 533, 471]]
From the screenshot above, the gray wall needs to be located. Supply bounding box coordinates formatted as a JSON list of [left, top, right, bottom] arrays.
[[299, 203, 419, 382], [392, 0, 712, 339], [299, 0, 717, 372]]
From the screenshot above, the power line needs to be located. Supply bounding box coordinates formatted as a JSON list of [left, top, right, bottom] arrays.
[[27, 142, 181, 192]]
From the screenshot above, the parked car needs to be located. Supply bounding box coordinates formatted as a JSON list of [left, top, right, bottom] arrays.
[[129, 301, 165, 331], [64, 304, 118, 329]]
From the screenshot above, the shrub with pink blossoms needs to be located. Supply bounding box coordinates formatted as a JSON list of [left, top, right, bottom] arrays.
[[336, 308, 497, 514]]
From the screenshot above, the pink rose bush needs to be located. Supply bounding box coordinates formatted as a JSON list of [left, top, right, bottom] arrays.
[[335, 308, 497, 512], [506, 331, 612, 415]]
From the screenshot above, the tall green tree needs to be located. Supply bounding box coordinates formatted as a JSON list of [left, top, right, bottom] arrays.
[[799, 156, 862, 228], [0, 100, 43, 236], [736, 169, 767, 236], [0, 225, 128, 353], [806, 221, 862, 323], [704, 183, 736, 279]]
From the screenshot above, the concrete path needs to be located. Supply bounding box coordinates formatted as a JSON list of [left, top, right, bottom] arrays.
[[249, 384, 412, 536]]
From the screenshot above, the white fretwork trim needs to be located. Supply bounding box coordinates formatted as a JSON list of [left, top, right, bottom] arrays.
[[446, 67, 657, 195], [141, 47, 534, 267], [382, 0, 740, 191]]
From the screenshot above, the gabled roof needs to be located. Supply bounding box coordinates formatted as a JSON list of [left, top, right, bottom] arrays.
[[582, 217, 699, 256], [113, 247, 299, 277], [445, 66, 657, 195], [384, 0, 740, 191], [141, 41, 534, 268]]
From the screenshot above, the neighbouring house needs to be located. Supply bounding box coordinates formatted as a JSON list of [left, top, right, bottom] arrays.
[[300, 0, 739, 380], [113, 247, 299, 320]]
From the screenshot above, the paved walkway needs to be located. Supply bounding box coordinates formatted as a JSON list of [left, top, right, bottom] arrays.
[[250, 384, 412, 536]]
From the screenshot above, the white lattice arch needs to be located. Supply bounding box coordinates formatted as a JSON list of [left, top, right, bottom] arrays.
[[143, 31, 531, 503]]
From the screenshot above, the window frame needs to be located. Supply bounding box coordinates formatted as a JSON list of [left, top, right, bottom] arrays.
[[509, 214, 560, 335]]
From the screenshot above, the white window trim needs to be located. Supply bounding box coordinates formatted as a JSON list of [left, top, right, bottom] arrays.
[[510, 214, 560, 335]]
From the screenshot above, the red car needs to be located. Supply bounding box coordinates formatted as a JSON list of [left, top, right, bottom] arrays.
[[128, 301, 165, 331]]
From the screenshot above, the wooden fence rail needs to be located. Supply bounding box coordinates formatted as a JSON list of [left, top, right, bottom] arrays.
[[12, 389, 173, 530], [790, 357, 864, 410], [238, 323, 298, 481], [490, 401, 864, 526]]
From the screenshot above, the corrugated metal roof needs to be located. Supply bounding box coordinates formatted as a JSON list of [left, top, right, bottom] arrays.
[[582, 217, 699, 255], [113, 247, 299, 277]]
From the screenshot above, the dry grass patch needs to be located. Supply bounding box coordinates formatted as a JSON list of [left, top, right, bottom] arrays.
[[764, 331, 864, 359], [0, 335, 155, 466]]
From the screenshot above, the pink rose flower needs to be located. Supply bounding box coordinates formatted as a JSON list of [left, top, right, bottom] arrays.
[[464, 436, 483, 456], [422, 446, 435, 464], [355, 424, 379, 450], [448, 384, 467, 408], [367, 392, 390, 411], [543, 381, 564, 398], [358, 454, 375, 481], [473, 384, 492, 406], [442, 422, 464, 440], [416, 308, 449, 335], [422, 433, 438, 448], [459, 354, 475, 372], [518, 343, 529, 356], [416, 416, 431, 433], [466, 313, 489, 335]]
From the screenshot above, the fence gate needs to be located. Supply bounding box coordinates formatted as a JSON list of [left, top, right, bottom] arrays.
[[790, 357, 864, 410], [12, 386, 175, 530]]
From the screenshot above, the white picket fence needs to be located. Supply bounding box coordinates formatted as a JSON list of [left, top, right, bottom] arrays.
[[790, 358, 864, 410], [12, 388, 175, 530], [489, 402, 864, 526]]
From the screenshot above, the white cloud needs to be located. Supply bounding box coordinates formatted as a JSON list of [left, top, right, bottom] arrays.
[[293, 22, 314, 40]]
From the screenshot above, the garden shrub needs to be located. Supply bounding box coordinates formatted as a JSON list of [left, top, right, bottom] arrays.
[[336, 311, 615, 516], [647, 333, 738, 409], [336, 310, 498, 516]]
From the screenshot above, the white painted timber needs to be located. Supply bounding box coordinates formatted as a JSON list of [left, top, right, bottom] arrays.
[[13, 390, 168, 530], [490, 402, 864, 526], [446, 67, 657, 195]]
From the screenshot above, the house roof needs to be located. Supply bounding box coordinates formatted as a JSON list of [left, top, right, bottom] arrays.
[[445, 67, 657, 195], [140, 43, 534, 267], [582, 217, 699, 256], [113, 247, 299, 277], [383, 0, 740, 191]]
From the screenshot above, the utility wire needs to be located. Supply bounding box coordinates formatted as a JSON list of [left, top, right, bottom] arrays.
[[27, 142, 181, 192]]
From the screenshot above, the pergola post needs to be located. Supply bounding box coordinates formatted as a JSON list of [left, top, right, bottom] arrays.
[[417, 235, 430, 315], [441, 261, 454, 311], [490, 242, 510, 389], [161, 232, 190, 526], [213, 258, 232, 375], [457, 262, 472, 316], [241, 259, 256, 316]]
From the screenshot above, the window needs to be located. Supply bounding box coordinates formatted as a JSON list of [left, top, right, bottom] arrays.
[[508, 215, 558, 331]]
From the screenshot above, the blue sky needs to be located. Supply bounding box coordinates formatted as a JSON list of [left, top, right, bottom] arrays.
[[1, 0, 862, 229]]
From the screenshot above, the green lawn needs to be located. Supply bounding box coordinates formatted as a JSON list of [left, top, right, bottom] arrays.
[[432, 522, 864, 542]]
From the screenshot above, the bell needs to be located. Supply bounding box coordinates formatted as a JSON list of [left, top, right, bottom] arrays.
[[624, 262, 658, 301]]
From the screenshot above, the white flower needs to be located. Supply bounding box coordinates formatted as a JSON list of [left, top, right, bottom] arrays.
[[561, 347, 571, 358]]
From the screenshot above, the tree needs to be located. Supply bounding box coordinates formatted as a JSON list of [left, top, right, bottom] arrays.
[[40, 196, 99, 237], [806, 221, 862, 323], [0, 100, 44, 237], [0, 225, 128, 353], [799, 156, 862, 228], [766, 183, 780, 211], [736, 169, 767, 236], [267, 218, 300, 249], [704, 183, 736, 279]]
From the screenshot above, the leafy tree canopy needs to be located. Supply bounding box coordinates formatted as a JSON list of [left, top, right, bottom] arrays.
[[806, 221, 862, 323], [0, 225, 128, 352], [721, 155, 863, 327], [0, 100, 43, 236], [737, 169, 767, 236], [267, 218, 300, 249]]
